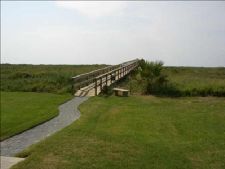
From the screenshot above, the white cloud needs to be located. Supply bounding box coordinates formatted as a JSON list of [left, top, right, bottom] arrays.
[[56, 1, 126, 18]]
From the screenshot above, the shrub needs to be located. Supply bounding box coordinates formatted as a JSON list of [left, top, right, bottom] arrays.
[[139, 60, 168, 95]]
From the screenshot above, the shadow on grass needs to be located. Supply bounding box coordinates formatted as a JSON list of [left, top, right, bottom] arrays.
[[100, 81, 225, 98], [145, 83, 225, 98]]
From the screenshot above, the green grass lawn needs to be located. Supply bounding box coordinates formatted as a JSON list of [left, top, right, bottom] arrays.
[[13, 96, 225, 169], [0, 92, 71, 141]]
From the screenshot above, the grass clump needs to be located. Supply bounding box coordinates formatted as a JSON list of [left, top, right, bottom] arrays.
[[0, 92, 71, 140]]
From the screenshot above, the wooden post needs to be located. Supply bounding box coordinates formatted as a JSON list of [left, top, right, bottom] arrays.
[[118, 70, 120, 79], [100, 77, 102, 92], [95, 78, 97, 96], [120, 68, 122, 78], [106, 74, 108, 86]]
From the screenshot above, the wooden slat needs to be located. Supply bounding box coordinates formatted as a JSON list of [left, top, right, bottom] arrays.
[[72, 59, 139, 95]]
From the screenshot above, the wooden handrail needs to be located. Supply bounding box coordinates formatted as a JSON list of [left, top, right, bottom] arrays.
[[72, 59, 139, 95]]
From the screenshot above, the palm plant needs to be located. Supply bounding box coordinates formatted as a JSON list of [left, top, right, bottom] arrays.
[[139, 60, 168, 94]]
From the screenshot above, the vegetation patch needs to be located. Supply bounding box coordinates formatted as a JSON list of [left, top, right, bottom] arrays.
[[163, 66, 225, 96], [1, 63, 224, 97], [13, 96, 225, 169], [0, 92, 71, 140], [1, 64, 107, 94], [118, 60, 225, 97]]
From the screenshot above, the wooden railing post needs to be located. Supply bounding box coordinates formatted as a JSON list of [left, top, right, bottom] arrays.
[[100, 77, 102, 92], [122, 67, 124, 77], [95, 78, 97, 96], [120, 68, 122, 78], [72, 59, 139, 96]]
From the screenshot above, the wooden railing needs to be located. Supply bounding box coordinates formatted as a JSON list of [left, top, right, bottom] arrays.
[[72, 59, 139, 95]]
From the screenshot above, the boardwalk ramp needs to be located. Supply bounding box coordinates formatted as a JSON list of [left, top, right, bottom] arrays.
[[72, 59, 139, 96]]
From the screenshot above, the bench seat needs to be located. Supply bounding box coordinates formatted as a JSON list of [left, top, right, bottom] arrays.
[[113, 88, 129, 97]]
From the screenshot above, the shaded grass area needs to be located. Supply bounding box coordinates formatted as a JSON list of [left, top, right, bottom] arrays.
[[119, 67, 225, 96], [1, 64, 107, 94], [14, 96, 225, 169], [0, 92, 71, 140]]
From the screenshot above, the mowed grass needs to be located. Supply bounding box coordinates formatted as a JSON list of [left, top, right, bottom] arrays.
[[13, 96, 225, 169], [0, 92, 71, 140]]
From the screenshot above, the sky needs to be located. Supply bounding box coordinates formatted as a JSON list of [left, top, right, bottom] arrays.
[[1, 1, 225, 67]]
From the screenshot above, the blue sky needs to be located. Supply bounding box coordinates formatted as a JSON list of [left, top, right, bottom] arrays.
[[1, 1, 225, 66]]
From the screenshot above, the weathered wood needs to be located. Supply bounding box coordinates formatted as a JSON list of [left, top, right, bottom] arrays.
[[73, 59, 139, 96], [95, 79, 97, 96], [113, 88, 129, 97], [100, 78, 102, 91]]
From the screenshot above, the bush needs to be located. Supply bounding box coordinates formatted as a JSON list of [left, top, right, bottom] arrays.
[[139, 60, 168, 95]]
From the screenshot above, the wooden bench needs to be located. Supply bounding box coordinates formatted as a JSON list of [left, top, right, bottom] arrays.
[[113, 88, 129, 97]]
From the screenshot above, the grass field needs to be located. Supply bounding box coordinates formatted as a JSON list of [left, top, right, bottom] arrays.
[[13, 96, 225, 169], [1, 64, 224, 96], [163, 67, 225, 96], [0, 92, 71, 141], [1, 64, 107, 94], [119, 67, 225, 96]]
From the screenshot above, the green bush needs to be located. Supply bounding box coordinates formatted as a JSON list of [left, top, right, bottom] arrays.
[[139, 60, 169, 95]]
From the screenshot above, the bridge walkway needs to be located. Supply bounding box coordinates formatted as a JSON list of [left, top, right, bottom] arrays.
[[72, 59, 139, 97]]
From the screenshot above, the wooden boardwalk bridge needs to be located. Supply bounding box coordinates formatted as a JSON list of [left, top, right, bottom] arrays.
[[72, 59, 139, 96]]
